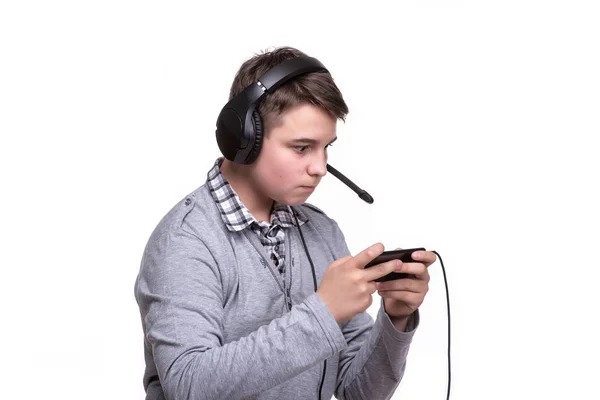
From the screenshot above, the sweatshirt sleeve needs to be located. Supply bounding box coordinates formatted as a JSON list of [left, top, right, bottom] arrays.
[[134, 226, 348, 400], [334, 303, 419, 400]]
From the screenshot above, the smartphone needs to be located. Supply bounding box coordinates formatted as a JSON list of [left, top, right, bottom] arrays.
[[364, 247, 426, 282]]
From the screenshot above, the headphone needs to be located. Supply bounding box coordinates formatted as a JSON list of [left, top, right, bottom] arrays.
[[215, 56, 328, 165]]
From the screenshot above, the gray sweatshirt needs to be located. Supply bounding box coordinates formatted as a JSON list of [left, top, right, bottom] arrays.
[[134, 185, 418, 400]]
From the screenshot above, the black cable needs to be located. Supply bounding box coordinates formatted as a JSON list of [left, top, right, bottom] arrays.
[[432, 250, 451, 400], [293, 211, 326, 400]]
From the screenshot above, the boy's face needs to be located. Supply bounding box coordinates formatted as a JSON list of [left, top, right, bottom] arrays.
[[249, 103, 338, 206]]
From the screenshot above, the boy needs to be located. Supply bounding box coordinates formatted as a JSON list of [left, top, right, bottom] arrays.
[[134, 46, 435, 399]]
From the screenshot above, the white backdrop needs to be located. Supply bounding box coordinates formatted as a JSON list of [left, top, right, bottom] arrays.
[[1, 1, 599, 399]]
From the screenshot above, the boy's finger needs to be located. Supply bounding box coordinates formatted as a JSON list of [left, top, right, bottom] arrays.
[[363, 259, 399, 282], [351, 243, 385, 269]]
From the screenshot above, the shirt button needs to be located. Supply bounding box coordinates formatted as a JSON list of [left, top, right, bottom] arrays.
[[184, 198, 191, 206]]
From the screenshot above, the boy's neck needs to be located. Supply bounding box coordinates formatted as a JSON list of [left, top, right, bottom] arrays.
[[220, 159, 274, 222]]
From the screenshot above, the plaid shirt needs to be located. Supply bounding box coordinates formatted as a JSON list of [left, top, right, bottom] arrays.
[[206, 158, 307, 276]]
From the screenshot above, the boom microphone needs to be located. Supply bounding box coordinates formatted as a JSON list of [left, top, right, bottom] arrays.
[[326, 164, 374, 204]]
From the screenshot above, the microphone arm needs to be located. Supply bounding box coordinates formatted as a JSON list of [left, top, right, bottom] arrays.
[[326, 164, 374, 204]]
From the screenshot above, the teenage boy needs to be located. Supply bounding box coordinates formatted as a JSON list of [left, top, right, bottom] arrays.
[[134, 46, 436, 400]]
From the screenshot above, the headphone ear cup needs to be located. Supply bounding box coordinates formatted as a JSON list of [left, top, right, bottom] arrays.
[[246, 111, 264, 164]]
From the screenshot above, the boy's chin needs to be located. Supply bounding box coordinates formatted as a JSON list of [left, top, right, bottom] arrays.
[[275, 194, 312, 207]]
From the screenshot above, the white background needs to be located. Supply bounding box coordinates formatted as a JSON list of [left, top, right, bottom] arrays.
[[1, 1, 599, 399]]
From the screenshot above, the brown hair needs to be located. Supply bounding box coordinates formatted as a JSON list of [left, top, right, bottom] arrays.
[[228, 46, 349, 133]]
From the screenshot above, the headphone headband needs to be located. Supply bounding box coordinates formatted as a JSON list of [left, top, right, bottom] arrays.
[[258, 57, 327, 92], [215, 56, 328, 164]]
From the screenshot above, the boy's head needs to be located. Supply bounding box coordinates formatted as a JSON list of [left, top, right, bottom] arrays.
[[219, 46, 349, 208], [227, 46, 348, 135]]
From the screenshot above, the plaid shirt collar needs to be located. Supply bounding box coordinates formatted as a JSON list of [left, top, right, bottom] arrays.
[[206, 158, 307, 232]]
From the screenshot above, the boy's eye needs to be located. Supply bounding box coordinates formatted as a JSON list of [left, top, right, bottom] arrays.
[[294, 143, 333, 153]]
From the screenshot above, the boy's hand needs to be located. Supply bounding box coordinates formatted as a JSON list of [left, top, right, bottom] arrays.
[[317, 243, 399, 324]]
